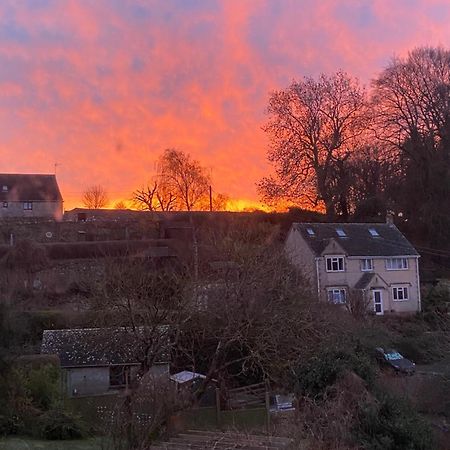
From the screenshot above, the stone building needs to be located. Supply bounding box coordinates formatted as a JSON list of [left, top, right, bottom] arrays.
[[0, 173, 63, 220]]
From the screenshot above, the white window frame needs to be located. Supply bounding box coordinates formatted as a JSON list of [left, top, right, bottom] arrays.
[[23, 201, 33, 210], [360, 258, 373, 272], [392, 286, 409, 301], [385, 258, 408, 270], [325, 255, 345, 272], [327, 288, 347, 304]]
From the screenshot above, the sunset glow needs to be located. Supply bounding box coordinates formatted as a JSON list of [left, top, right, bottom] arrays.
[[1, 0, 450, 211]]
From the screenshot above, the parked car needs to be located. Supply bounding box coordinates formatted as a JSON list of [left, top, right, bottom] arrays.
[[374, 347, 416, 375]]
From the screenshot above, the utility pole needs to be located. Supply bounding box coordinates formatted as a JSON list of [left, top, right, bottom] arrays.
[[209, 185, 213, 212]]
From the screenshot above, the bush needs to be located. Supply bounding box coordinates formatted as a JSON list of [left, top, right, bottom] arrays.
[[355, 395, 435, 450], [295, 348, 376, 397], [39, 409, 87, 440], [23, 364, 60, 411]]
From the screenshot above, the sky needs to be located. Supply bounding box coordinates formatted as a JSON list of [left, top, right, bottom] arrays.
[[0, 0, 449, 211]]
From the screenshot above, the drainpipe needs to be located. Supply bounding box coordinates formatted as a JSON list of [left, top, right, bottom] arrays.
[[416, 257, 421, 312], [315, 258, 321, 300]]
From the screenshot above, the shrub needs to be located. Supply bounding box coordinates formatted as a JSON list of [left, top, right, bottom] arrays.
[[355, 395, 435, 450], [23, 364, 60, 411], [39, 409, 87, 440], [295, 348, 376, 397]]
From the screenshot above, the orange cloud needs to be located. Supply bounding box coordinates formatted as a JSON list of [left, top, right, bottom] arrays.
[[0, 0, 449, 210]]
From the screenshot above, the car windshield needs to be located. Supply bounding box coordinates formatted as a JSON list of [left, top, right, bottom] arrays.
[[385, 351, 403, 361]]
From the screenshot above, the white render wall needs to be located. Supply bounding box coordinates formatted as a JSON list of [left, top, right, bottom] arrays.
[[286, 227, 421, 314]]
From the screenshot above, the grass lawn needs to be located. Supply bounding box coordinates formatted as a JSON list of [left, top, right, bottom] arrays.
[[0, 437, 102, 450]]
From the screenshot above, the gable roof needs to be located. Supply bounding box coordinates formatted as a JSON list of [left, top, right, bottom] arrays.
[[0, 174, 63, 202], [41, 327, 168, 368], [292, 223, 419, 257]]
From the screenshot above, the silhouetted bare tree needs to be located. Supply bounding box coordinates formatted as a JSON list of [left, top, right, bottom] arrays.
[[259, 71, 369, 219], [158, 149, 210, 211], [82, 185, 109, 209], [132, 180, 177, 211]]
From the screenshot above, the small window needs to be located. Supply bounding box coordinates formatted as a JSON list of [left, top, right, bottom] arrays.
[[2, 202, 7, 208], [336, 228, 347, 237], [23, 202, 33, 210], [327, 288, 346, 304], [306, 228, 315, 236], [361, 258, 373, 271], [2, 185, 8, 192], [368, 228, 379, 237], [326, 256, 345, 272], [392, 286, 409, 301], [386, 258, 408, 270], [109, 365, 131, 388]]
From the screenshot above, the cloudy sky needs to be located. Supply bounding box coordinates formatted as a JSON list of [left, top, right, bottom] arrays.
[[0, 0, 449, 209]]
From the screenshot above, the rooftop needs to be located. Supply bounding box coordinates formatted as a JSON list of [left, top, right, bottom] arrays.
[[293, 222, 419, 257]]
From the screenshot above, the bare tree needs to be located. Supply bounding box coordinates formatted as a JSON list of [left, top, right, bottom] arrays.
[[373, 47, 450, 151], [132, 180, 177, 211], [113, 201, 128, 210], [259, 71, 369, 218], [158, 149, 210, 211], [82, 185, 109, 209], [176, 226, 346, 397], [372, 47, 450, 245]]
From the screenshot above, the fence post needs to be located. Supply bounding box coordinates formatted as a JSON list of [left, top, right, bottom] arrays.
[[265, 379, 270, 435], [215, 388, 221, 428]]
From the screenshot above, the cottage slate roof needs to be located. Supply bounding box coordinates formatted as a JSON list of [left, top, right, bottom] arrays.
[[0, 174, 63, 202], [41, 327, 168, 368], [293, 223, 419, 257]]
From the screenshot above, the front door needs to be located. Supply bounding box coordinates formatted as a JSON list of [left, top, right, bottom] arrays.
[[373, 290, 384, 315]]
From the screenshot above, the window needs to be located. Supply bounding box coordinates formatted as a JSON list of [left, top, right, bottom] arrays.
[[2, 202, 7, 208], [392, 286, 409, 301], [386, 258, 408, 270], [361, 258, 373, 271], [306, 227, 315, 236], [368, 228, 379, 237], [23, 202, 33, 210], [327, 288, 346, 304], [109, 365, 131, 388], [326, 256, 345, 272], [2, 185, 7, 192], [336, 228, 347, 237]]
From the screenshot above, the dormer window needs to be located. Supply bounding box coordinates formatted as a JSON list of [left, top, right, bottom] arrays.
[[336, 228, 346, 237], [2, 185, 8, 192], [369, 228, 379, 237], [306, 228, 315, 236]]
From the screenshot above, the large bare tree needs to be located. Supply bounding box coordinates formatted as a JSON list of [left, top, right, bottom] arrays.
[[259, 71, 369, 218], [82, 184, 109, 209], [373, 47, 450, 245], [373, 47, 450, 151], [157, 149, 210, 211]]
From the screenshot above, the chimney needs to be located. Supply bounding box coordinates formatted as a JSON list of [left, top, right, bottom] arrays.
[[386, 211, 394, 226]]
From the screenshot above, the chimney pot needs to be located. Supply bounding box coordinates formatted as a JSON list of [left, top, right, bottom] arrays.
[[386, 212, 394, 225]]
